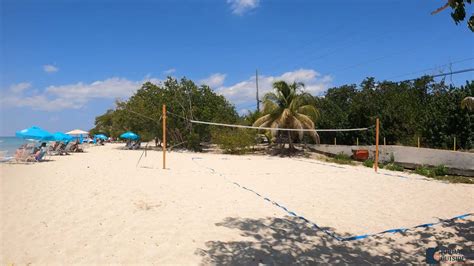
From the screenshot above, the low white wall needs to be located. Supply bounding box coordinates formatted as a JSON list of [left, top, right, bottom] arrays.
[[308, 144, 474, 176]]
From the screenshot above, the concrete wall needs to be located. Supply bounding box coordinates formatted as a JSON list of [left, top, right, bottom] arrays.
[[308, 144, 474, 176]]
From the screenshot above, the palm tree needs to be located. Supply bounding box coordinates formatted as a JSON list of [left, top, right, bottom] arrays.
[[253, 81, 320, 150], [461, 96, 474, 111]]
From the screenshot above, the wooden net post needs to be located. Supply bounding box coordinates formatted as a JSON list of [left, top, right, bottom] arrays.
[[374, 118, 380, 172], [162, 104, 167, 169]]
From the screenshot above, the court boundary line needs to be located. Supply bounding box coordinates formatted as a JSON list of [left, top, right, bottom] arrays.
[[191, 156, 472, 242]]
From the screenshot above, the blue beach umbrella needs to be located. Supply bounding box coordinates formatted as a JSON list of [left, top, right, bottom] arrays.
[[16, 126, 54, 141], [94, 134, 108, 140], [53, 132, 73, 142], [120, 131, 139, 140]]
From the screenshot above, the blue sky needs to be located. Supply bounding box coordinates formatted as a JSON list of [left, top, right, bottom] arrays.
[[1, 0, 473, 136]]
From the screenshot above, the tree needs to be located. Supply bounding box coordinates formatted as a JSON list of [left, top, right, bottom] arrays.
[[252, 81, 320, 151], [432, 0, 473, 32], [316, 78, 473, 150], [90, 77, 238, 151], [461, 96, 474, 110]]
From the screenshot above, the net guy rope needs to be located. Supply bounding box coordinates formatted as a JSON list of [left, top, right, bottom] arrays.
[[166, 110, 372, 132]]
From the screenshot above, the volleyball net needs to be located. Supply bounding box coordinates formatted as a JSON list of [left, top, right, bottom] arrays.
[[165, 110, 375, 146]]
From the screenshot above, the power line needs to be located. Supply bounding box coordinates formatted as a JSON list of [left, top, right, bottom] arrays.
[[386, 57, 474, 80], [399, 68, 474, 82]]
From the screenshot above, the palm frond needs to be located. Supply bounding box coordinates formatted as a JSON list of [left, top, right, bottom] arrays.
[[253, 114, 272, 127], [289, 116, 304, 140], [262, 99, 278, 114], [461, 96, 474, 111], [298, 105, 320, 121]]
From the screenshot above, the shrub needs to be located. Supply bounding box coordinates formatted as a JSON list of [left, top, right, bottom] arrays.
[[415, 165, 449, 177], [433, 165, 448, 176], [211, 128, 256, 154], [363, 159, 374, 168], [415, 166, 435, 177], [363, 159, 384, 168], [330, 153, 354, 165], [384, 163, 404, 171], [186, 132, 202, 152]]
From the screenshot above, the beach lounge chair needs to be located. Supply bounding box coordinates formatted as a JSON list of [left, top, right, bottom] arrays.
[[47, 142, 62, 155], [124, 140, 132, 150], [13, 143, 36, 162], [33, 149, 47, 162], [61, 142, 75, 154], [131, 141, 141, 150], [72, 142, 84, 152], [49, 142, 68, 155]]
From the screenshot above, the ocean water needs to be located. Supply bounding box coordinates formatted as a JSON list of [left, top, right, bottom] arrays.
[[0, 136, 30, 157]]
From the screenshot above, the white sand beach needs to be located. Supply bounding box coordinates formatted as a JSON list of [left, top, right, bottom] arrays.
[[1, 144, 473, 264]]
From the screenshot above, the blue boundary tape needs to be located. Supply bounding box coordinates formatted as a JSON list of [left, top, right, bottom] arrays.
[[191, 157, 473, 242]]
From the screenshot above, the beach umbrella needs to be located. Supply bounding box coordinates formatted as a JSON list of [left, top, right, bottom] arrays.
[[94, 134, 108, 140], [15, 126, 54, 141], [66, 129, 89, 143], [120, 131, 139, 140], [53, 132, 73, 142], [66, 129, 89, 135]]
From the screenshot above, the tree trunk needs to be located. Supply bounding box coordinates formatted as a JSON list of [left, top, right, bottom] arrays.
[[288, 131, 294, 150]]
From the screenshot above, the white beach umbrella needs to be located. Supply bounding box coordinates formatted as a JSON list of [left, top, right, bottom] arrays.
[[66, 129, 89, 135]]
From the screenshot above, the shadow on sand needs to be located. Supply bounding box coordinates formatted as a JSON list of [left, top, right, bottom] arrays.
[[196, 216, 473, 264]]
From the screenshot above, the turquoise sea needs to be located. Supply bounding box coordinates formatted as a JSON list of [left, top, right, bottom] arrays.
[[0, 136, 30, 157]]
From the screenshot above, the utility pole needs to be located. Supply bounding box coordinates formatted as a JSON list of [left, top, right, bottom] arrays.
[[256, 69, 260, 113]]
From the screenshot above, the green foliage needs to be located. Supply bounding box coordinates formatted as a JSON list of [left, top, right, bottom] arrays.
[[90, 77, 238, 147], [253, 81, 320, 149], [186, 131, 202, 152], [316, 79, 474, 150], [211, 128, 257, 154], [384, 163, 404, 171], [415, 165, 448, 177], [432, 0, 473, 32], [328, 152, 354, 165], [415, 165, 472, 183], [389, 152, 395, 163], [363, 159, 374, 168], [433, 165, 448, 176], [362, 159, 384, 169], [415, 166, 436, 177]]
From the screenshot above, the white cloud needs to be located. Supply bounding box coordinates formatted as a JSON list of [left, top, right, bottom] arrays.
[[0, 77, 161, 111], [9, 82, 32, 94], [0, 93, 86, 111], [227, 0, 260, 15], [43, 64, 59, 73], [46, 77, 143, 99], [163, 68, 176, 75], [216, 69, 332, 105], [199, 73, 227, 88], [0, 69, 331, 112]]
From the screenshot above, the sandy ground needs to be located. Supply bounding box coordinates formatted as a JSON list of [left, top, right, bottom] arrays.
[[1, 143, 473, 264]]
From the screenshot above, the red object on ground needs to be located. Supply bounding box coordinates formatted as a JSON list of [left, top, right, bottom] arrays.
[[353, 149, 369, 160]]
